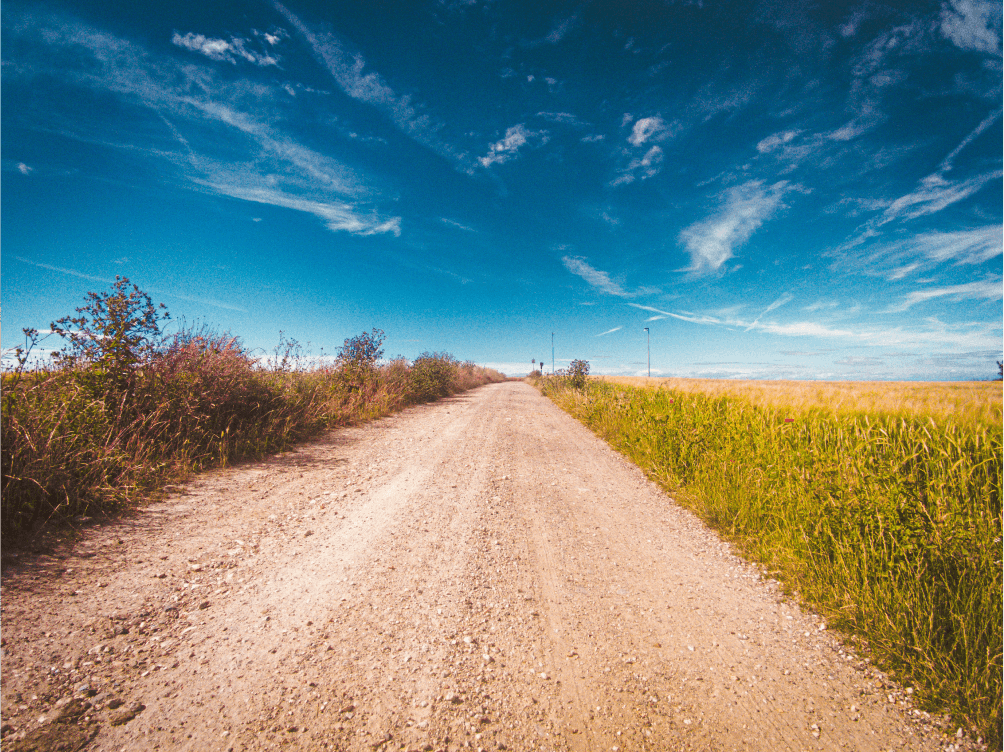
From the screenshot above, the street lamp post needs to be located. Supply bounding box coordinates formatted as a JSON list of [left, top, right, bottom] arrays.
[[644, 327, 650, 378]]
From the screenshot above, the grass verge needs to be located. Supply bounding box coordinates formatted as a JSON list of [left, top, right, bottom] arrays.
[[534, 374, 1002, 746], [2, 330, 503, 545]]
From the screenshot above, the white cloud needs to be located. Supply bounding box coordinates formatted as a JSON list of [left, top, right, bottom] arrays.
[[200, 182, 401, 236], [913, 226, 1003, 264], [886, 278, 1002, 312], [628, 303, 673, 316], [940, 0, 1002, 54], [171, 32, 280, 67], [628, 116, 673, 146], [440, 217, 475, 232], [838, 110, 1004, 250], [479, 124, 548, 168], [849, 225, 1003, 278], [562, 256, 630, 297], [611, 145, 664, 186], [536, 111, 584, 125], [803, 300, 841, 312], [879, 170, 1003, 225], [610, 115, 682, 184], [640, 299, 1000, 351], [744, 294, 794, 332], [596, 327, 622, 337], [562, 256, 657, 298], [939, 109, 1001, 173], [678, 180, 793, 274], [17, 162, 33, 175], [756, 129, 801, 153], [839, 168, 1003, 252], [839, 8, 868, 38], [15, 257, 248, 312], [9, 12, 403, 240], [272, 1, 467, 169], [255, 28, 289, 47], [545, 14, 579, 44]]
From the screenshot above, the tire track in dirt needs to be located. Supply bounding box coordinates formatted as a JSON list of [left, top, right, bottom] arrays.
[[1, 382, 967, 752]]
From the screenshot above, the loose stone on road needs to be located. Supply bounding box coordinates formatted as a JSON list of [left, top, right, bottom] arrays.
[[1, 382, 960, 751]]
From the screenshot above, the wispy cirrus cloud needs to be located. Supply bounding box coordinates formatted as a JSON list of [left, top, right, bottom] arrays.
[[877, 170, 1002, 226], [15, 257, 248, 312], [536, 111, 587, 127], [596, 326, 623, 337], [479, 124, 549, 168], [440, 217, 476, 232], [939, 109, 1001, 172], [272, 1, 468, 169], [545, 13, 580, 44], [563, 256, 655, 298], [563, 256, 629, 297], [636, 300, 1000, 350], [803, 299, 841, 312], [756, 129, 801, 153], [840, 224, 1002, 279], [628, 303, 672, 316], [839, 110, 1003, 250], [199, 183, 401, 236], [7, 10, 402, 238], [678, 180, 794, 274], [744, 294, 794, 331], [885, 277, 1002, 312], [171, 31, 281, 66]]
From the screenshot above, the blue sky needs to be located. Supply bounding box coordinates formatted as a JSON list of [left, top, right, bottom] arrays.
[[3, 0, 1001, 380]]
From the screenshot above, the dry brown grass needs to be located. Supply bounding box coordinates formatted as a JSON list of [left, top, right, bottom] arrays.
[[597, 376, 1002, 425]]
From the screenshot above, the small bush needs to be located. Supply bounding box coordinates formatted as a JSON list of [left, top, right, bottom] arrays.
[[336, 329, 385, 390], [50, 276, 169, 385], [568, 359, 590, 389], [408, 352, 459, 402]]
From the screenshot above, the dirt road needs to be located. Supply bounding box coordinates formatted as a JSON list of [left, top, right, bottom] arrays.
[[1, 382, 966, 751]]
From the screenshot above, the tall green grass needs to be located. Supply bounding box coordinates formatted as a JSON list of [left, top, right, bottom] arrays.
[[1, 331, 503, 544], [537, 376, 1002, 745]]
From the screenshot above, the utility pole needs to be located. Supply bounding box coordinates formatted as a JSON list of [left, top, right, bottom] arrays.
[[644, 327, 650, 378], [551, 332, 555, 374]]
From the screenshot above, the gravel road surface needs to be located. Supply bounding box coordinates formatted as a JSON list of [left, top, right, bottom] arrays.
[[1, 382, 968, 752]]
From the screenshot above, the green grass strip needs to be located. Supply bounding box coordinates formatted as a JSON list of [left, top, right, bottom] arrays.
[[540, 378, 1002, 746]]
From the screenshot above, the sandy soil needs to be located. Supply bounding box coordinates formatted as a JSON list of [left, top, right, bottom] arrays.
[[1, 382, 976, 751]]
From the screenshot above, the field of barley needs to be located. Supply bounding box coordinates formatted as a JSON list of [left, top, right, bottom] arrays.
[[538, 373, 1002, 746], [599, 375, 1002, 425]]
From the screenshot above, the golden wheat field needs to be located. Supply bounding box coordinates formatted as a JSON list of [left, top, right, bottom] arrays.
[[598, 375, 1002, 425]]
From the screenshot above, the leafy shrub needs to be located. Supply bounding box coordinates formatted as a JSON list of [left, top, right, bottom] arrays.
[[336, 328, 385, 389], [568, 359, 590, 389], [50, 276, 168, 386], [408, 351, 458, 402]]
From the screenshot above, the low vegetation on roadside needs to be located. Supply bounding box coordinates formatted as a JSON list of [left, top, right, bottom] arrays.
[[531, 370, 1002, 746], [1, 278, 503, 544]]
